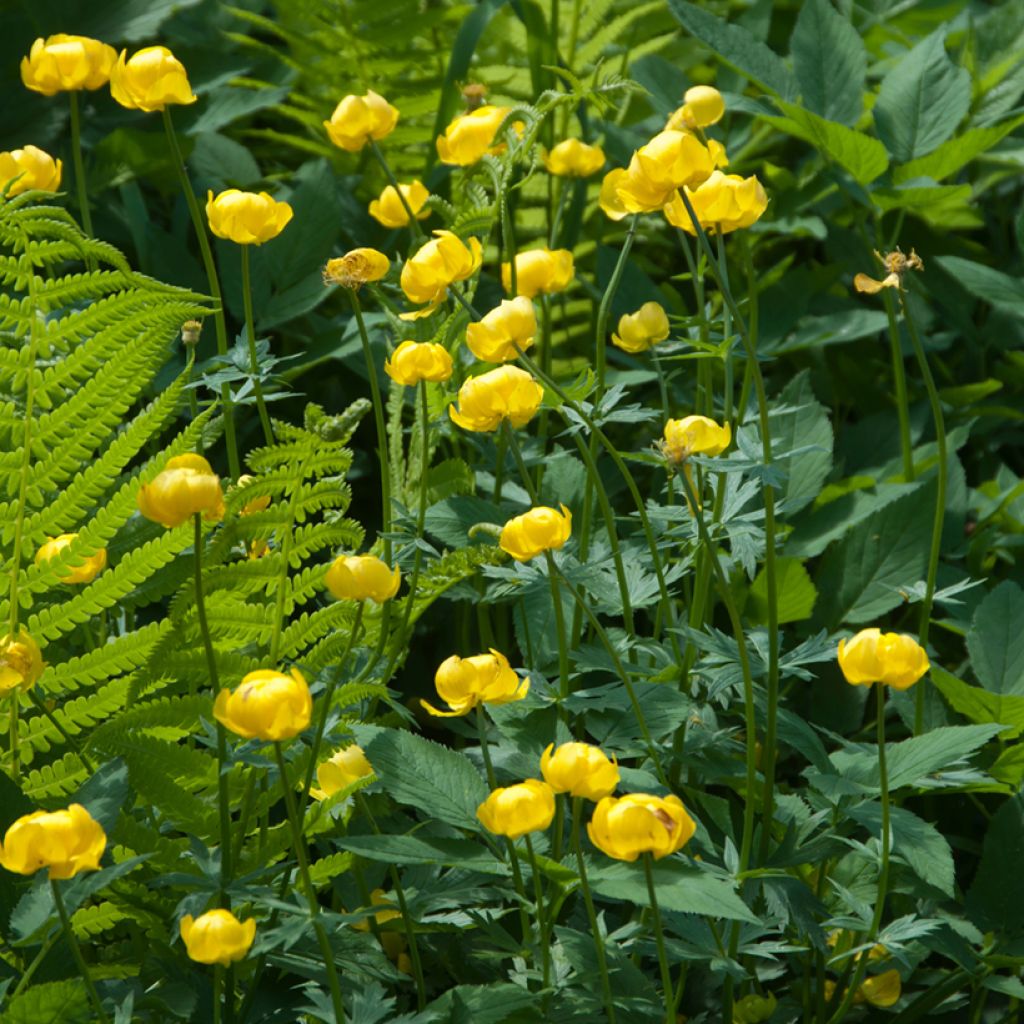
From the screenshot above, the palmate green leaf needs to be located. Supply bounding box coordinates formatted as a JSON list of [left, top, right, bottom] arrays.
[[768, 370, 834, 516], [967, 793, 1024, 935], [893, 114, 1024, 182], [967, 581, 1024, 695], [930, 665, 1024, 738], [934, 255, 1024, 319], [0, 980, 91, 1023], [747, 557, 817, 624]]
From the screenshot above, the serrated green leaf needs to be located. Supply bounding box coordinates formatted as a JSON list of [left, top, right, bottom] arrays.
[[748, 557, 817, 624], [967, 581, 1024, 695], [931, 665, 1024, 738]]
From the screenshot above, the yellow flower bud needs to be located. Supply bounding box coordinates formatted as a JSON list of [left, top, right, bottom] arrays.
[[661, 415, 731, 464], [611, 302, 670, 354], [837, 628, 929, 691], [109, 46, 196, 112], [34, 533, 107, 585], [499, 505, 572, 562], [205, 189, 293, 246], [0, 631, 44, 696], [400, 230, 483, 318], [323, 248, 391, 289], [214, 668, 313, 741], [477, 779, 555, 839], [368, 181, 430, 229], [616, 130, 717, 213], [732, 992, 777, 1024], [540, 742, 619, 800], [324, 554, 401, 603], [465, 297, 536, 363], [21, 35, 117, 95], [501, 247, 574, 299], [235, 475, 270, 516], [137, 453, 225, 529], [668, 85, 726, 131], [858, 971, 901, 1008], [421, 649, 528, 717], [587, 793, 696, 861], [599, 168, 629, 222], [664, 171, 768, 235], [179, 909, 256, 966], [541, 139, 606, 178], [312, 744, 374, 800], [0, 804, 105, 879], [324, 91, 399, 151], [436, 105, 512, 166], [384, 340, 453, 385], [449, 365, 544, 433], [0, 146, 62, 197]]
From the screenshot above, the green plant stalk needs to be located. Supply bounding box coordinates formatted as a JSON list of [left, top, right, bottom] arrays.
[[368, 139, 425, 240], [395, 381, 431, 635], [901, 290, 945, 736], [213, 965, 223, 1024], [51, 879, 109, 1023], [273, 743, 346, 1023], [534, 294, 554, 480], [9, 929, 60, 1001], [240, 245, 274, 446], [68, 92, 94, 241], [161, 108, 240, 480], [523, 834, 551, 989], [476, 704, 497, 790], [505, 838, 533, 955], [501, 192, 519, 296], [642, 854, 674, 1024], [883, 291, 914, 482]]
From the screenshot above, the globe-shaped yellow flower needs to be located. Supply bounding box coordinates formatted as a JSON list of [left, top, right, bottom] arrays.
[[661, 415, 731, 464], [137, 454, 225, 528], [0, 804, 105, 879], [234, 475, 271, 516], [666, 85, 725, 131], [324, 91, 399, 151], [21, 35, 117, 95], [214, 668, 313, 742], [611, 302, 670, 354], [664, 170, 768, 235], [312, 744, 374, 801], [615, 130, 716, 213], [837, 628, 930, 691], [421, 649, 528, 717], [541, 138, 606, 178], [0, 146, 62, 196], [180, 909, 256, 966], [324, 554, 401, 603], [598, 168, 629, 222], [34, 533, 107, 585], [499, 505, 572, 562], [323, 248, 390, 289], [477, 779, 556, 839], [448, 365, 544, 433], [369, 181, 430, 228], [501, 248, 574, 299], [400, 230, 483, 318], [384, 341, 453, 385], [436, 105, 513, 166], [465, 297, 536, 363], [0, 630, 44, 696], [541, 742, 619, 801], [109, 46, 196, 112], [206, 189, 293, 245], [588, 793, 696, 861]]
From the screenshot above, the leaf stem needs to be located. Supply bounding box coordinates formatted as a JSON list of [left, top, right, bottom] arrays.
[[68, 92, 94, 242], [523, 833, 551, 989], [240, 245, 274, 446], [51, 879, 109, 1023], [643, 854, 674, 1024]]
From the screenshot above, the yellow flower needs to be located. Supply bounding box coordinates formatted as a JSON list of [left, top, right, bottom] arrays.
[[854, 248, 924, 295], [588, 793, 696, 861], [353, 889, 408, 962], [540, 742, 619, 800], [323, 248, 391, 289], [499, 505, 572, 562], [599, 168, 629, 222], [235, 475, 270, 516], [541, 139, 605, 177], [421, 649, 528, 717], [0, 804, 105, 879], [837, 628, 929, 691], [664, 170, 768, 235], [137, 453, 225, 529], [214, 668, 313, 742], [312, 744, 374, 801], [667, 85, 725, 131], [34, 534, 107, 585], [858, 971, 901, 1008], [732, 992, 777, 1024], [179, 909, 256, 966], [324, 91, 399, 151], [0, 146, 62, 196], [501, 248, 574, 299], [661, 415, 731, 464], [449, 365, 544, 432], [436, 105, 512, 166], [369, 181, 430, 228], [612, 302, 670, 353], [616, 130, 717, 213], [21, 35, 117, 95], [465, 297, 536, 363], [0, 631, 44, 696], [109, 46, 196, 112], [384, 340, 453, 385], [400, 230, 483, 318], [324, 554, 401, 603], [205, 189, 293, 245], [477, 779, 556, 839]]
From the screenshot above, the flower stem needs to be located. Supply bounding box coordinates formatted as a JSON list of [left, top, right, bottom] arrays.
[[506, 838, 533, 953], [476, 705, 497, 790], [68, 92, 93, 242], [240, 245, 274, 446], [368, 140, 424, 240], [642, 854, 673, 1024], [883, 291, 914, 482], [51, 879, 109, 1023], [213, 964, 223, 1024], [523, 833, 551, 988]]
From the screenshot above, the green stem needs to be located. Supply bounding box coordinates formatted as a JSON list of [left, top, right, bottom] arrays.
[[643, 854, 673, 1024], [240, 245, 274, 446], [68, 92, 94, 241], [368, 139, 424, 240], [523, 833, 551, 989], [51, 879, 108, 1023], [506, 838, 533, 954], [213, 964, 223, 1024], [883, 291, 914, 482], [161, 107, 240, 480], [476, 705, 497, 790], [545, 551, 571, 703]]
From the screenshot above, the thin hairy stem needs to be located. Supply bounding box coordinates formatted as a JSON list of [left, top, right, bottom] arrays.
[[240, 245, 274, 445]]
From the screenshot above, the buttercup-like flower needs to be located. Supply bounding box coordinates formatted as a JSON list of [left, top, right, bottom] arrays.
[[436, 105, 512, 165], [0, 804, 105, 879], [137, 454, 225, 528], [384, 341, 453, 385], [837, 628, 930, 691], [34, 534, 107, 585], [206, 190, 293, 245], [499, 505, 572, 562], [501, 248, 574, 299], [369, 181, 430, 228], [354, 889, 406, 962], [477, 779, 556, 839], [588, 793, 696, 861], [323, 248, 390, 289], [0, 631, 44, 696], [214, 668, 313, 741], [542, 139, 606, 177], [180, 909, 256, 966], [616, 130, 717, 212], [235, 475, 270, 516], [325, 554, 401, 603], [109, 46, 196, 112], [612, 302, 670, 354], [400, 230, 483, 318], [854, 248, 924, 295], [823, 971, 901, 1010], [422, 649, 528, 717], [465, 297, 536, 363], [541, 742, 619, 800], [324, 91, 398, 151], [0, 146, 62, 196], [732, 993, 778, 1024], [667, 85, 725, 131], [599, 168, 629, 221], [449, 366, 544, 432], [21, 35, 117, 95], [312, 744, 374, 800], [661, 415, 731, 464], [664, 171, 768, 235]]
